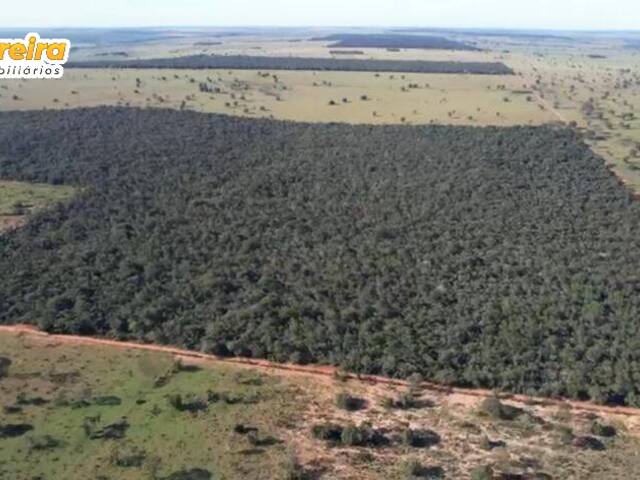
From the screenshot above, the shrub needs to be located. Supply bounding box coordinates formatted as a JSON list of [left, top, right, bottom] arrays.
[[0, 424, 33, 438], [380, 397, 395, 409], [341, 424, 365, 446], [26, 435, 61, 451], [167, 394, 183, 411], [283, 450, 308, 480], [479, 397, 523, 421], [470, 465, 493, 480], [312, 422, 387, 447], [234, 424, 258, 435], [311, 423, 343, 442], [94, 395, 122, 406], [395, 391, 418, 409], [402, 458, 423, 478], [590, 421, 616, 438], [572, 435, 606, 451], [556, 425, 574, 445], [402, 459, 445, 479], [400, 428, 440, 448], [335, 393, 365, 411], [167, 393, 207, 412], [0, 357, 11, 378], [164, 468, 213, 480], [343, 422, 388, 447], [110, 444, 146, 467], [83, 417, 129, 440]]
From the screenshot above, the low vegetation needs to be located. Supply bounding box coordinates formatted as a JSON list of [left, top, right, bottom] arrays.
[[0, 331, 302, 479]]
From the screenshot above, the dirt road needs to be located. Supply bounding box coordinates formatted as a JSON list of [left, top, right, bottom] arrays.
[[2, 323, 640, 418]]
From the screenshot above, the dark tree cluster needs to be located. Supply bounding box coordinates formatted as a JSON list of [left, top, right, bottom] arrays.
[[309, 33, 480, 51], [1, 108, 640, 405], [67, 55, 514, 75]]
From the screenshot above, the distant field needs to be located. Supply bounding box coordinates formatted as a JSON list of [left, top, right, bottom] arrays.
[[0, 68, 554, 126], [506, 50, 640, 191], [1, 29, 639, 190]]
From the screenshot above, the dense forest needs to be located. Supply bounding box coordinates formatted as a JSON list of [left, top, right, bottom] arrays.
[[1, 108, 640, 406], [310, 33, 480, 50], [68, 55, 513, 75]]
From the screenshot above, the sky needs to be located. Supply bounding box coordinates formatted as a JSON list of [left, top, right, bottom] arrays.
[[2, 0, 639, 31]]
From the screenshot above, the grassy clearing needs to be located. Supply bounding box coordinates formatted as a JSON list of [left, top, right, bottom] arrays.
[[2, 331, 640, 479], [0, 181, 76, 232], [0, 333, 306, 480], [0, 181, 75, 216], [0, 67, 555, 127]]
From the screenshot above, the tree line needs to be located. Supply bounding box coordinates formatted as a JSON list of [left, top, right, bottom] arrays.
[[68, 54, 513, 75]]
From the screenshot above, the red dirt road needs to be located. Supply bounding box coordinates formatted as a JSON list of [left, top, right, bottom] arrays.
[[2, 323, 640, 418]]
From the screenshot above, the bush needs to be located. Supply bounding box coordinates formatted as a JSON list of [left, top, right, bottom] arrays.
[[283, 450, 308, 480], [479, 397, 523, 421], [395, 391, 418, 409], [26, 435, 61, 451], [400, 428, 440, 448], [164, 468, 213, 480], [110, 444, 146, 467], [402, 459, 445, 479], [557, 425, 574, 445], [312, 422, 388, 447], [0, 424, 33, 438], [470, 465, 493, 480], [311, 423, 343, 442], [341, 424, 364, 446], [167, 393, 207, 412], [93, 395, 122, 406], [572, 435, 606, 451], [83, 417, 129, 440], [590, 421, 616, 438], [335, 393, 365, 411], [0, 357, 11, 378], [342, 422, 388, 447], [402, 459, 422, 478]]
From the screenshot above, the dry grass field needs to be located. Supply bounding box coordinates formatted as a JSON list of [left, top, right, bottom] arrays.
[[0, 68, 556, 126]]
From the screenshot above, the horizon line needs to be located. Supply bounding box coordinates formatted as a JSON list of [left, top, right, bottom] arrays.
[[0, 25, 639, 33]]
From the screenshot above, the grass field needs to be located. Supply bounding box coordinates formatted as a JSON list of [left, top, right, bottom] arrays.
[[0, 332, 308, 480], [2, 330, 640, 479], [0, 181, 76, 233], [0, 68, 556, 126]]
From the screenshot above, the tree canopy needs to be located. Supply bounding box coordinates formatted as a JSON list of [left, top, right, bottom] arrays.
[[1, 107, 640, 405]]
